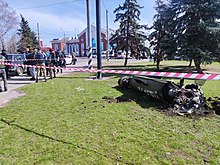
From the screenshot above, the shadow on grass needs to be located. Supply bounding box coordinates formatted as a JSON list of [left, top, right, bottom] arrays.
[[113, 86, 163, 109], [0, 118, 129, 163]]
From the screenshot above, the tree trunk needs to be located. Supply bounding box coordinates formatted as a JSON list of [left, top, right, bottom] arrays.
[[194, 57, 203, 73], [156, 49, 162, 70], [156, 59, 160, 70], [188, 59, 192, 67], [124, 53, 128, 66], [1, 39, 5, 50]]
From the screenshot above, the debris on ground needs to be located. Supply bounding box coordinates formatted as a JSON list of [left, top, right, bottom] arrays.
[[117, 75, 216, 117], [170, 84, 211, 116], [206, 97, 220, 115]]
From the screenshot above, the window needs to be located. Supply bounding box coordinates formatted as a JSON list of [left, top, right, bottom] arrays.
[[69, 44, 73, 54], [75, 44, 79, 55], [54, 44, 59, 50], [81, 43, 84, 56]]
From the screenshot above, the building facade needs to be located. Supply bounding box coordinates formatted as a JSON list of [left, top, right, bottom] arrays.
[[50, 25, 107, 57]]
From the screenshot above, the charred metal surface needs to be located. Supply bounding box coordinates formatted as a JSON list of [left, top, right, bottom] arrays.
[[118, 76, 212, 116], [207, 97, 220, 115]]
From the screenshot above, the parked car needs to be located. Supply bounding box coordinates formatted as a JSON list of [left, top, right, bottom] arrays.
[[92, 52, 106, 58], [92, 54, 97, 58], [6, 54, 27, 76], [115, 50, 126, 59], [64, 54, 72, 65], [101, 51, 106, 58], [174, 56, 182, 60]]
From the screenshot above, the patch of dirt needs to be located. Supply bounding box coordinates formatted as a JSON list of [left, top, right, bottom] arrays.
[[159, 105, 214, 119], [102, 94, 218, 119], [0, 90, 26, 108], [102, 96, 132, 103]]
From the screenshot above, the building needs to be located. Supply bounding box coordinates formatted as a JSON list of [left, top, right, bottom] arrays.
[[50, 25, 108, 57]]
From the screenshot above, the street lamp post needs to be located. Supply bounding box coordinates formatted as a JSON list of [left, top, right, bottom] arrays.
[[96, 0, 102, 79]]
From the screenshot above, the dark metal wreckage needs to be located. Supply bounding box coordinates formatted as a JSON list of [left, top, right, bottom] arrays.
[[118, 75, 208, 116]]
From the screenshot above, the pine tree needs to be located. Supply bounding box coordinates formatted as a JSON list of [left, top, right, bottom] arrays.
[[17, 15, 39, 53], [149, 0, 177, 70], [172, 0, 220, 72], [150, 0, 220, 72], [114, 0, 147, 66]]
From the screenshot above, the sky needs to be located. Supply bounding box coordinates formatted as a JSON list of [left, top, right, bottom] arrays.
[[6, 0, 156, 47]]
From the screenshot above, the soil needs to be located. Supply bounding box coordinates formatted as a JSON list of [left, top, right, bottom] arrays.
[[102, 95, 219, 118]]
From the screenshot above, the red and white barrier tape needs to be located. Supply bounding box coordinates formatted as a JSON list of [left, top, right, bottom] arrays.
[[5, 59, 60, 62], [1, 62, 220, 80]]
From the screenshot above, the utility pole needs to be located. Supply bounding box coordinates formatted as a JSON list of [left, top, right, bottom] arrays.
[[96, 0, 102, 79], [86, 0, 92, 69], [106, 10, 109, 61], [37, 23, 40, 48], [63, 32, 66, 53]]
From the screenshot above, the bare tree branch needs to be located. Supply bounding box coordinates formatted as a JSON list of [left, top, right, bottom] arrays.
[[0, 0, 18, 50]]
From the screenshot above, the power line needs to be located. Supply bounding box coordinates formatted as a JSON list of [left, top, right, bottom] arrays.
[[18, 0, 83, 10]]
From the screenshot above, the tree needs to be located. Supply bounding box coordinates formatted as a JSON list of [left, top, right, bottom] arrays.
[[171, 0, 220, 72], [17, 15, 39, 53], [6, 32, 19, 53], [0, 0, 18, 50], [150, 0, 220, 72], [114, 0, 147, 66], [149, 0, 177, 70]]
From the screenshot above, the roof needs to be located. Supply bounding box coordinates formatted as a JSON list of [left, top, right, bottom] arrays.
[[41, 47, 53, 52], [78, 24, 107, 38]]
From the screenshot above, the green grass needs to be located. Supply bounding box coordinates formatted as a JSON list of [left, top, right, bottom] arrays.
[[0, 72, 219, 164], [102, 59, 220, 73]]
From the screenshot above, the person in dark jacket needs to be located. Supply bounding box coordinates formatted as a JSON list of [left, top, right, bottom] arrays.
[[1, 49, 9, 79], [0, 52, 8, 92], [48, 49, 56, 79], [35, 49, 47, 83], [25, 48, 36, 80]]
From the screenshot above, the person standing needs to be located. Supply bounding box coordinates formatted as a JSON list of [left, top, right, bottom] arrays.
[[25, 48, 36, 80], [48, 49, 57, 79], [55, 50, 61, 73], [45, 51, 50, 76], [1, 49, 9, 79], [35, 49, 47, 83], [0, 52, 8, 92], [58, 51, 65, 73], [72, 52, 77, 65]]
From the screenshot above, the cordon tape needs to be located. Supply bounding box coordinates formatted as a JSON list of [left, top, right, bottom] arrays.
[[1, 62, 220, 80]]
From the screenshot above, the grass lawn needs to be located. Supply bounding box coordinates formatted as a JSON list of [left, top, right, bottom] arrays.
[[102, 59, 220, 73], [0, 71, 219, 164]]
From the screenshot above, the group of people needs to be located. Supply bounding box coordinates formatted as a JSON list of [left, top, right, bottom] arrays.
[[0, 48, 74, 92], [25, 48, 67, 83]]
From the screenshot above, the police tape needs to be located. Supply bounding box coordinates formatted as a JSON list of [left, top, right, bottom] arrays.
[[1, 62, 220, 80], [4, 59, 62, 62]]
